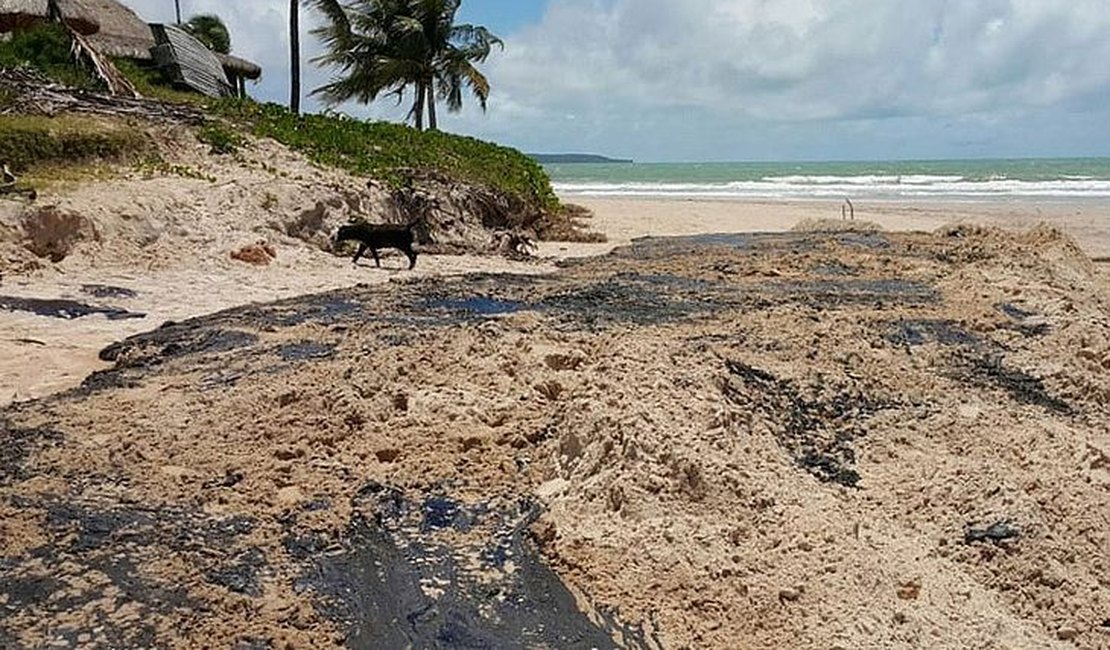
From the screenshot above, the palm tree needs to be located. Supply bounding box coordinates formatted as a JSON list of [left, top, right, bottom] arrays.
[[184, 14, 231, 54], [290, 0, 300, 114], [306, 0, 502, 131]]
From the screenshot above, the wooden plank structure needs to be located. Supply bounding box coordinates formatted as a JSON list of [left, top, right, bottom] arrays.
[[149, 23, 232, 98]]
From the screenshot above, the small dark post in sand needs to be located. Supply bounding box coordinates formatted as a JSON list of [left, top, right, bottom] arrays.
[[841, 198, 855, 220]]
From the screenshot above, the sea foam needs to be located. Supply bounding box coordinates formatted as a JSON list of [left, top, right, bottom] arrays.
[[554, 175, 1110, 200]]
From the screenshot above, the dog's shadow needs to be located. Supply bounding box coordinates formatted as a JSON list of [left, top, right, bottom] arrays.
[[352, 260, 409, 273]]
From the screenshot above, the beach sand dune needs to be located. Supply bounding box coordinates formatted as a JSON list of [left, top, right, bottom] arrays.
[[0, 130, 551, 405]]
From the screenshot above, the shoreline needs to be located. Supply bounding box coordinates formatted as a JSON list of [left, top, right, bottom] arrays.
[[549, 195, 1110, 258], [557, 193, 1110, 207]]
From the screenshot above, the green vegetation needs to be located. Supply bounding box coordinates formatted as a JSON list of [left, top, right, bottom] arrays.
[[0, 24, 99, 90], [0, 115, 149, 172], [196, 121, 246, 155], [215, 99, 558, 211], [0, 24, 191, 105], [0, 24, 204, 105], [307, 0, 502, 131], [134, 155, 217, 182], [184, 14, 232, 55]]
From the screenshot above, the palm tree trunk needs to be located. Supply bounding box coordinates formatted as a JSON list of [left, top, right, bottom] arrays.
[[426, 80, 437, 131], [413, 83, 426, 131], [290, 0, 301, 114]]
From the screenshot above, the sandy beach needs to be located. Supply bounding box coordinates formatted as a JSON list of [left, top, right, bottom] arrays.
[[4, 197, 1109, 648], [553, 196, 1110, 258], [3, 152, 1110, 648], [4, 1, 1110, 646]]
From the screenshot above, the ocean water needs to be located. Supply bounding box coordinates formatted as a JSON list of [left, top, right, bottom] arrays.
[[544, 158, 1110, 201]]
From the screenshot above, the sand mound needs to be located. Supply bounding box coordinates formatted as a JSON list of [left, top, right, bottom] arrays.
[[792, 217, 883, 233], [0, 126, 548, 285], [19, 205, 100, 262], [3, 227, 1107, 648]]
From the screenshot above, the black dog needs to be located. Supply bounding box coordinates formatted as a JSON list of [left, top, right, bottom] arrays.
[[334, 222, 418, 269]]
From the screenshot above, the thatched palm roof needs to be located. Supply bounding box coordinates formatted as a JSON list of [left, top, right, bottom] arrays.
[[83, 0, 262, 80], [81, 0, 155, 59], [215, 52, 261, 80], [1, 0, 263, 83], [0, 0, 100, 35]]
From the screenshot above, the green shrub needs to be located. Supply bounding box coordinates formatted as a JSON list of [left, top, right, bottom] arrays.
[[0, 115, 150, 172], [213, 99, 560, 213], [197, 122, 246, 154]]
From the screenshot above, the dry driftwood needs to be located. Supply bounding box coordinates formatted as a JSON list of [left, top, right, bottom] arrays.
[[67, 28, 139, 99], [0, 68, 204, 124], [40, 0, 137, 97]]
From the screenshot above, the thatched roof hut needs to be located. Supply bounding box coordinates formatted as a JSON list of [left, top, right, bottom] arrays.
[[80, 0, 262, 86], [0, 0, 100, 35], [215, 52, 261, 81], [1, 0, 262, 96], [80, 0, 155, 59]]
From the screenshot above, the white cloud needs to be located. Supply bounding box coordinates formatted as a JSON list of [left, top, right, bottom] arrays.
[[117, 1, 1110, 160], [487, 0, 1110, 121]]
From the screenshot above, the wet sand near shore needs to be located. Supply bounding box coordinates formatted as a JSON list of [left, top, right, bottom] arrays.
[[552, 197, 1110, 258]]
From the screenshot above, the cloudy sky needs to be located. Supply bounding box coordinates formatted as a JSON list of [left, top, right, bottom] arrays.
[[121, 1, 1110, 162]]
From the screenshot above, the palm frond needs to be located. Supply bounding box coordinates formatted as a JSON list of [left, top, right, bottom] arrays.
[[436, 56, 489, 112], [450, 25, 503, 58], [307, 0, 358, 57]]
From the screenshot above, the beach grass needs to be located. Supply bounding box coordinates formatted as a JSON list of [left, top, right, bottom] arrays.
[[212, 99, 560, 213], [0, 114, 150, 173]]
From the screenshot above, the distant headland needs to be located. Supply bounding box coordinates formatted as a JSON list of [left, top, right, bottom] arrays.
[[530, 153, 634, 164]]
